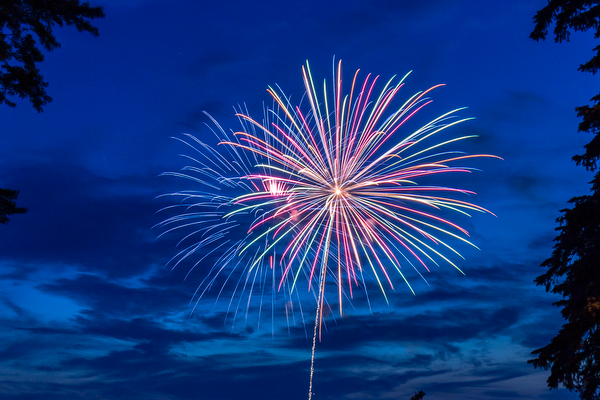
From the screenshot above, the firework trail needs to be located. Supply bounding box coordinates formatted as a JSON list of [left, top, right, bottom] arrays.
[[157, 60, 498, 399]]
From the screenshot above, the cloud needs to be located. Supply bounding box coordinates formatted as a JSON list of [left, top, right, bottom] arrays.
[[38, 273, 188, 318], [0, 161, 167, 278]]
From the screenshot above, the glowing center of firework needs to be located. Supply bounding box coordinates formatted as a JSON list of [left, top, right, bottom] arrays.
[[334, 187, 341, 196]]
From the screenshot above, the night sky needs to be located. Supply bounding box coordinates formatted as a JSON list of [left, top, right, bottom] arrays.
[[0, 1, 597, 399]]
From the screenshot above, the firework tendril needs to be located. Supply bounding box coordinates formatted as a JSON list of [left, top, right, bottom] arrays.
[[157, 60, 499, 399]]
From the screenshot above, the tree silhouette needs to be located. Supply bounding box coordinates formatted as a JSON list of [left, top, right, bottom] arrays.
[[1, 1, 104, 224], [0, 0, 105, 112], [0, 188, 27, 224], [409, 390, 426, 400], [528, 2, 600, 399]]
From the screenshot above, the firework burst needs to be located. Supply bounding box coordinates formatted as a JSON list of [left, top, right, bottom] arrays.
[[157, 60, 498, 399]]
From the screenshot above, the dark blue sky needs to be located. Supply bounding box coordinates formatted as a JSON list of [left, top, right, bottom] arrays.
[[0, 0, 596, 399]]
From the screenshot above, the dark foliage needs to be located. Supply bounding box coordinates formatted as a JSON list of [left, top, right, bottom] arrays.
[[575, 94, 600, 170], [409, 390, 426, 400], [530, 175, 600, 398], [531, 0, 600, 74], [0, 0, 105, 112], [529, 1, 600, 399], [0, 188, 27, 224], [531, 0, 600, 171]]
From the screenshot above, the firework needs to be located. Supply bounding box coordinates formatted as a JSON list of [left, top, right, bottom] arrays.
[[157, 60, 498, 399]]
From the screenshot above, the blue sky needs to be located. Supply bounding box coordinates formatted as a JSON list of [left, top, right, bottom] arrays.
[[0, 0, 597, 399]]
